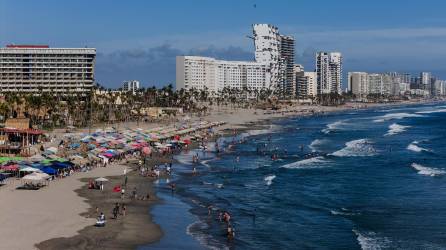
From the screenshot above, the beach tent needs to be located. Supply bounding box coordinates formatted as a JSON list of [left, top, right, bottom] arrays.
[[50, 162, 73, 169], [19, 167, 42, 173], [95, 177, 109, 182], [40, 167, 57, 175], [22, 172, 50, 182]]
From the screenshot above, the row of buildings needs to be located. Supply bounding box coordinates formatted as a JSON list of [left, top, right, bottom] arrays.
[[175, 24, 343, 98], [348, 71, 446, 99]]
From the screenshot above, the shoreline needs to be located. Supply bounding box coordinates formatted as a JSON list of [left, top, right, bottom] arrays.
[[2, 100, 442, 250]]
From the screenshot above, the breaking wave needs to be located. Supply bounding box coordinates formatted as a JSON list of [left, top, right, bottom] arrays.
[[373, 112, 424, 122], [330, 208, 361, 216], [309, 139, 329, 152], [416, 108, 446, 114], [264, 175, 276, 186], [353, 229, 391, 250], [411, 163, 446, 176], [280, 156, 330, 169], [330, 139, 377, 157], [385, 123, 410, 136], [407, 141, 430, 153], [322, 120, 346, 134]]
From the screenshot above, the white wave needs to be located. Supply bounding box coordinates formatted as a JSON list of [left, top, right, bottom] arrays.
[[280, 156, 329, 169], [330, 139, 377, 157], [385, 123, 410, 136], [416, 108, 446, 114], [322, 120, 346, 134], [407, 141, 430, 153], [373, 112, 424, 122], [353, 229, 391, 250], [330, 208, 360, 216], [411, 163, 446, 176], [264, 175, 276, 186], [247, 124, 279, 136], [201, 159, 212, 168], [309, 139, 329, 152]]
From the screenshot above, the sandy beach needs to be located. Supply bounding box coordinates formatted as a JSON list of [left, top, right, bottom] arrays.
[[0, 164, 129, 250]]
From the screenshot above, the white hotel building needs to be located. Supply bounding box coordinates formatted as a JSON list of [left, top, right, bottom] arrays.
[[176, 56, 271, 93], [176, 24, 295, 96], [0, 45, 96, 94]]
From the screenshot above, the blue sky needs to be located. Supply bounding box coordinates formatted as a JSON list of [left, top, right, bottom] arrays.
[[1, 0, 446, 88]]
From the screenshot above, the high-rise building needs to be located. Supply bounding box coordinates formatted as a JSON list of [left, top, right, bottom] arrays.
[[176, 56, 270, 94], [0, 44, 95, 94], [177, 24, 295, 97], [293, 64, 304, 97], [348, 72, 369, 97], [253, 24, 281, 88], [253, 24, 295, 96], [122, 80, 140, 94], [316, 52, 342, 94], [296, 71, 317, 98], [368, 73, 383, 94], [280, 35, 295, 96], [434, 80, 446, 96]]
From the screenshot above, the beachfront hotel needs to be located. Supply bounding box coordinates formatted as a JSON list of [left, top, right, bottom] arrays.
[[176, 56, 271, 93], [176, 24, 295, 96], [316, 52, 343, 95], [0, 45, 96, 94]]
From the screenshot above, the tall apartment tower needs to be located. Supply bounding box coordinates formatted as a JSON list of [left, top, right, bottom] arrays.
[[280, 36, 295, 96], [316, 52, 342, 94], [348, 72, 369, 97], [252, 24, 295, 96], [420, 72, 433, 94], [253, 24, 281, 88]]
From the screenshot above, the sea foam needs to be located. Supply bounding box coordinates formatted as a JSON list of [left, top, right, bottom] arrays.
[[280, 156, 329, 169], [411, 163, 446, 176], [322, 120, 346, 134], [373, 112, 424, 123], [309, 139, 329, 152], [407, 141, 430, 153], [385, 123, 410, 136], [416, 108, 446, 114], [353, 229, 391, 250], [330, 139, 377, 157], [264, 175, 276, 186]]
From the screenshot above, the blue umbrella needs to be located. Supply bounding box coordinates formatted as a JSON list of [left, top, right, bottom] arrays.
[[41, 167, 57, 175]]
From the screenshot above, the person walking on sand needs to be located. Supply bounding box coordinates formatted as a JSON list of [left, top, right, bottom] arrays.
[[122, 205, 126, 216], [113, 203, 119, 219], [132, 187, 137, 199], [121, 188, 125, 199]]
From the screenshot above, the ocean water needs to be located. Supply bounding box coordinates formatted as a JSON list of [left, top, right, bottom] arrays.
[[149, 103, 446, 250]]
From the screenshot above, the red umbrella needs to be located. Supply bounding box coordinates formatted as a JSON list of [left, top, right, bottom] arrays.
[[1, 164, 19, 171], [113, 185, 121, 193]]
